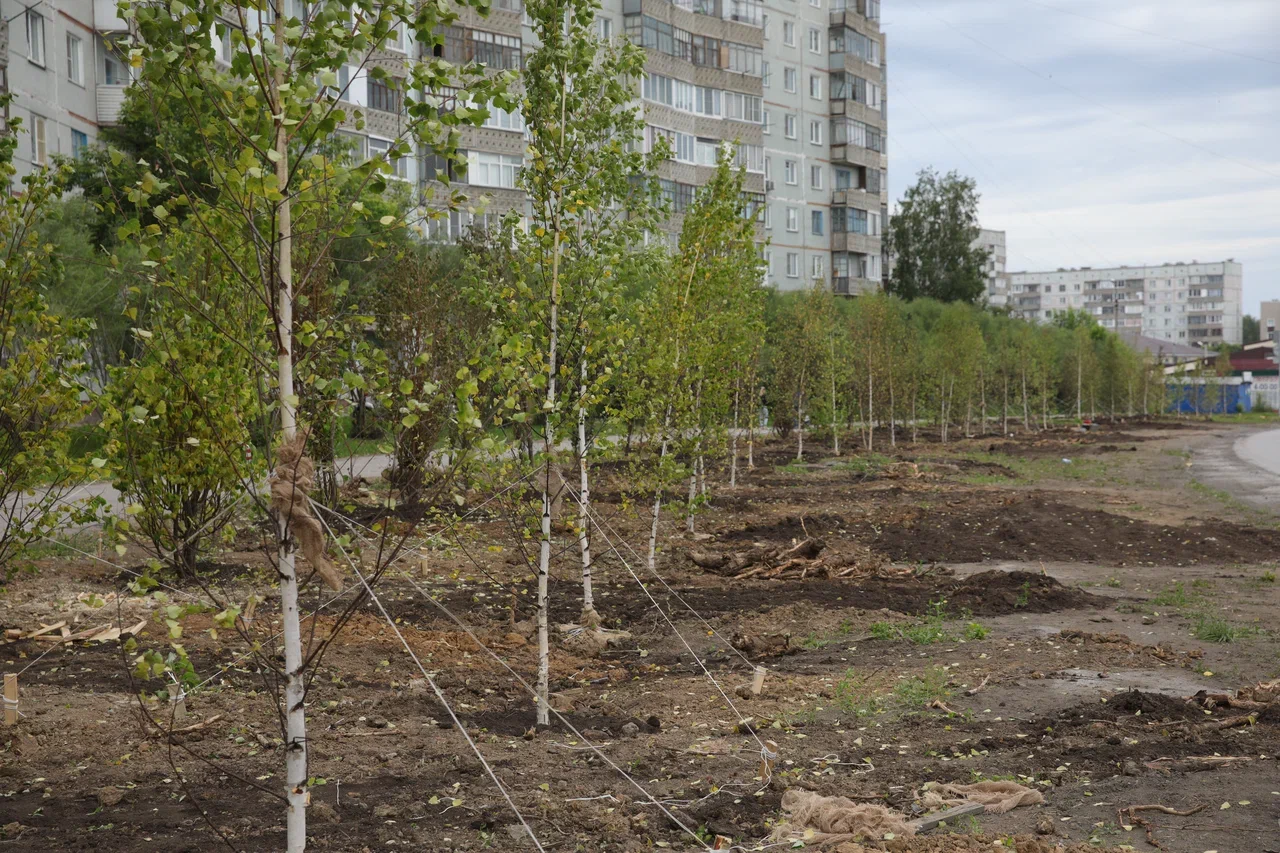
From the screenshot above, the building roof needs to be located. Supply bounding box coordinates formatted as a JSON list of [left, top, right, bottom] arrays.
[[1117, 331, 1203, 359], [1230, 351, 1278, 373]]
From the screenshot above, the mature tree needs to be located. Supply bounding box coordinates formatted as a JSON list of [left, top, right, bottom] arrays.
[[1243, 314, 1261, 344], [885, 167, 989, 303]]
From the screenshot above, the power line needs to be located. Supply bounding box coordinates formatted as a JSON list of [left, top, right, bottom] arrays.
[[903, 0, 1280, 181], [1021, 0, 1280, 69]]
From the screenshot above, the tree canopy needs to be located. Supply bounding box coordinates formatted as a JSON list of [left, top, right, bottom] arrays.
[[885, 167, 988, 304]]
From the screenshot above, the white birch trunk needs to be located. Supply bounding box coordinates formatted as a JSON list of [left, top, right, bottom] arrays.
[[577, 351, 596, 627], [730, 382, 739, 488], [271, 54, 309, 853], [795, 372, 806, 461]]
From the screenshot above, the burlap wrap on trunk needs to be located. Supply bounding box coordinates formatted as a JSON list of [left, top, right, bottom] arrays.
[[270, 435, 343, 591]]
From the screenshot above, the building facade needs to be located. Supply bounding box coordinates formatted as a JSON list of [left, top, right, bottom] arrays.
[[1, 0, 129, 178], [1259, 301, 1280, 343], [974, 228, 1007, 307], [2, 0, 887, 299], [1007, 260, 1244, 347]]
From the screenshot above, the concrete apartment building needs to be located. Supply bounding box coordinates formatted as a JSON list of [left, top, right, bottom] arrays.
[[424, 0, 888, 294], [1259, 301, 1280, 343], [975, 228, 1008, 307], [0, 0, 131, 178], [1, 0, 887, 299], [1007, 260, 1244, 347]]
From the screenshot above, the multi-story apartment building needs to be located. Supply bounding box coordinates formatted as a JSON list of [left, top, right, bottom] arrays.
[[423, 0, 887, 294], [1007, 260, 1244, 346], [1, 0, 131, 177], [974, 228, 1008, 307], [3, 0, 886, 300]]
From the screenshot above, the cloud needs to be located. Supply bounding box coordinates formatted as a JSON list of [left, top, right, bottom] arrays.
[[885, 0, 1280, 312]]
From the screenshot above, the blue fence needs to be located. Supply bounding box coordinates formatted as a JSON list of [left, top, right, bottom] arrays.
[[1166, 380, 1253, 414]]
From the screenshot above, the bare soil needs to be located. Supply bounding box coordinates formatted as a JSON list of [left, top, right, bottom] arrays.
[[2, 419, 1279, 852]]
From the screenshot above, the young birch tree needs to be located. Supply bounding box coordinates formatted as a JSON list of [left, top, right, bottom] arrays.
[[487, 0, 658, 722], [121, 2, 505, 847]]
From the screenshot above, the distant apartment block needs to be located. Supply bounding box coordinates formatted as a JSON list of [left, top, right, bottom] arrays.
[[1007, 260, 1243, 347], [1259, 301, 1280, 343], [974, 228, 1008, 307]]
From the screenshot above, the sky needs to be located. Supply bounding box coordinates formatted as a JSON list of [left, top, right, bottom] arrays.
[[884, 0, 1280, 315]]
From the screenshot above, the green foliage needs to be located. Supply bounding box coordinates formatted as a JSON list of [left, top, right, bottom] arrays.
[[101, 237, 266, 576], [0, 110, 97, 576], [885, 167, 988, 303], [893, 666, 952, 706], [1191, 612, 1251, 643], [1243, 314, 1260, 344], [962, 621, 989, 640], [1153, 581, 1189, 607], [835, 669, 882, 718]]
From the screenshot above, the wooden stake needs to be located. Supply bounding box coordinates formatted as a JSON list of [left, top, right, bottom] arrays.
[[244, 595, 258, 626], [712, 835, 733, 850], [3, 673, 17, 726], [169, 680, 187, 720], [757, 739, 778, 780], [751, 665, 767, 696], [419, 550, 429, 578]]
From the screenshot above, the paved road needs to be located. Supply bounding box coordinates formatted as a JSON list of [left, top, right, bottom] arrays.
[[1191, 426, 1280, 514]]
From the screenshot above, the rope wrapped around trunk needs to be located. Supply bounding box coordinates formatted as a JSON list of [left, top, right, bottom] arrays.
[[270, 435, 343, 591]]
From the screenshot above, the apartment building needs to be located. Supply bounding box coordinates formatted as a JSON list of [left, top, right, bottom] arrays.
[[0, 0, 131, 177], [426, 0, 887, 293], [1008, 260, 1244, 347], [2, 0, 887, 299], [975, 228, 1008, 307]]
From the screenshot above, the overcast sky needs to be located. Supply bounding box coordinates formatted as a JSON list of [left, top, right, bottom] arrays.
[[884, 0, 1280, 315]]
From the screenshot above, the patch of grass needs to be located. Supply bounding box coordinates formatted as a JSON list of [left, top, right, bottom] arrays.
[[799, 632, 830, 650], [1191, 579, 1215, 591], [1153, 581, 1189, 607], [893, 666, 952, 707], [1014, 581, 1031, 609], [869, 622, 898, 641], [1207, 411, 1276, 424], [962, 622, 989, 640], [834, 669, 883, 718], [779, 462, 814, 475], [1162, 448, 1192, 459], [902, 621, 948, 644], [951, 449, 1112, 486], [1192, 612, 1253, 643], [832, 452, 893, 475], [21, 530, 104, 559], [1105, 576, 1122, 588], [1260, 570, 1276, 583]]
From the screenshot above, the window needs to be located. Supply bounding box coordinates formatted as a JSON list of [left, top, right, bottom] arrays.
[[809, 120, 823, 145], [695, 137, 720, 166], [71, 129, 89, 157], [29, 115, 47, 165], [674, 80, 695, 112], [810, 165, 823, 189], [694, 85, 719, 116], [761, 60, 770, 87], [783, 66, 797, 92], [368, 77, 404, 113], [483, 104, 525, 132], [735, 142, 764, 173], [726, 43, 762, 76], [786, 252, 799, 278], [784, 114, 797, 139], [367, 138, 407, 179], [467, 151, 522, 188], [384, 18, 406, 52], [807, 27, 821, 53], [104, 50, 130, 85], [66, 34, 84, 85], [786, 207, 798, 232], [764, 205, 772, 229], [725, 92, 763, 123], [783, 21, 795, 46], [810, 0, 821, 6], [808, 74, 822, 99], [762, 109, 771, 134], [811, 254, 825, 280], [26, 11, 46, 66], [598, 17, 613, 40], [784, 160, 797, 184], [811, 210, 824, 236]]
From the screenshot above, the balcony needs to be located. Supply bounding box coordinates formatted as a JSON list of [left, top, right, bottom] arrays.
[[833, 276, 877, 296], [96, 85, 128, 125], [831, 231, 879, 254], [95, 0, 129, 31]]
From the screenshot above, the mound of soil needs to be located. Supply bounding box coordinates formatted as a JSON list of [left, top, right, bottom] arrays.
[[1059, 689, 1207, 724], [946, 569, 1096, 614], [852, 493, 1280, 565]]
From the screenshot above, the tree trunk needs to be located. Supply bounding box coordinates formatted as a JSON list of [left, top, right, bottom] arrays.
[[1002, 375, 1009, 435], [272, 61, 308, 853], [831, 337, 840, 456], [576, 351, 597, 627], [887, 367, 896, 448], [866, 367, 874, 452], [730, 382, 739, 488], [795, 372, 806, 461], [1021, 367, 1031, 433]]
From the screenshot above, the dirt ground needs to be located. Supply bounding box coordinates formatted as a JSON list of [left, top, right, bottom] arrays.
[[3, 418, 1280, 852]]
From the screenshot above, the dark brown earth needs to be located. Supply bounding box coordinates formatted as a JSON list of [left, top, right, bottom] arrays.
[[2, 418, 1279, 852]]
